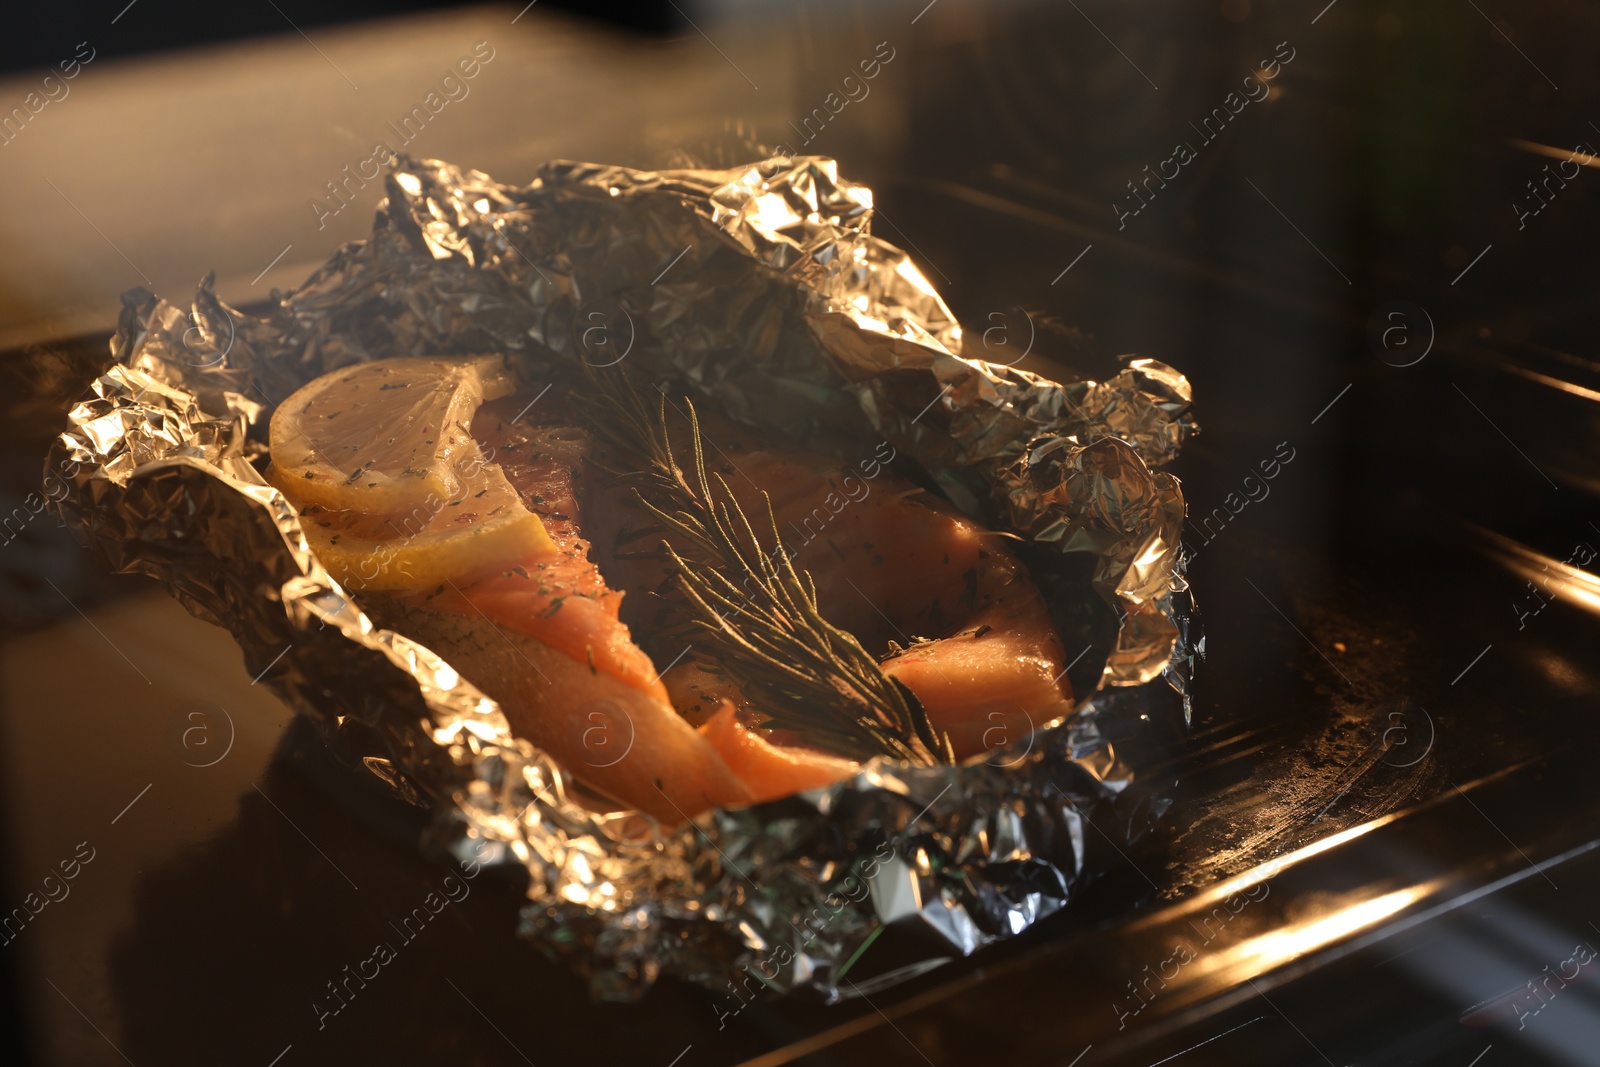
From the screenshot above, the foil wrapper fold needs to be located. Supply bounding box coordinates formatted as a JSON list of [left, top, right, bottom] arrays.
[[52, 155, 1196, 1001]]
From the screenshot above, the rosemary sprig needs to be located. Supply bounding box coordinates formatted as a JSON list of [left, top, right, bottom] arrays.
[[579, 368, 952, 765]]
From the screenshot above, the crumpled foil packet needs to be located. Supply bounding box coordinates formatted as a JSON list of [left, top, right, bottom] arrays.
[[51, 155, 1196, 1001]]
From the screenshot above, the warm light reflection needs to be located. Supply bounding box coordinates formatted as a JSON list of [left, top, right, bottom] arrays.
[[1132, 538, 1168, 569], [1508, 138, 1600, 169], [1493, 361, 1600, 405], [894, 256, 939, 298], [1176, 815, 1395, 910], [1186, 885, 1436, 985], [1477, 526, 1600, 619], [755, 191, 803, 233]]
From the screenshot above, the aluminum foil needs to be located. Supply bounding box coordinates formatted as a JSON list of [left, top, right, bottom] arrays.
[[51, 154, 1196, 1002]]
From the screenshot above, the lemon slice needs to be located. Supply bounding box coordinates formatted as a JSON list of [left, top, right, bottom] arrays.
[[269, 355, 516, 514], [273, 461, 555, 592], [268, 356, 555, 592]]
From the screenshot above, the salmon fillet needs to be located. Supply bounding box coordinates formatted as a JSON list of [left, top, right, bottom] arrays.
[[583, 410, 1076, 760], [368, 401, 756, 822], [289, 379, 1074, 821]]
